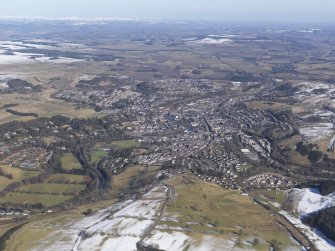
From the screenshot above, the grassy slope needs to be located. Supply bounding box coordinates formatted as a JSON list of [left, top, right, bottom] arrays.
[[162, 174, 299, 250]]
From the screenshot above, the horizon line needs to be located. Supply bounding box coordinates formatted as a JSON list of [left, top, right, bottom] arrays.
[[0, 15, 334, 25]]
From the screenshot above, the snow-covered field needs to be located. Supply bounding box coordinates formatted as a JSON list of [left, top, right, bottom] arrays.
[[286, 188, 335, 216], [99, 236, 139, 251], [0, 40, 84, 64], [142, 231, 237, 251], [296, 82, 335, 95], [0, 51, 83, 64], [0, 52, 38, 64], [0, 40, 88, 51], [31, 185, 168, 251], [299, 123, 334, 142], [143, 230, 191, 250]]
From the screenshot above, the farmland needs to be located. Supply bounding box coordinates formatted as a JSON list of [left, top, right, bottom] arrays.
[[16, 183, 85, 195], [60, 153, 82, 170], [0, 166, 40, 190], [0, 193, 72, 206], [46, 174, 89, 184]]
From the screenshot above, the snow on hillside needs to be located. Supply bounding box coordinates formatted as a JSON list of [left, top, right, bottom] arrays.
[[298, 188, 335, 215], [299, 123, 334, 142], [32, 185, 168, 251], [282, 188, 335, 250], [286, 188, 335, 216], [143, 231, 237, 251]]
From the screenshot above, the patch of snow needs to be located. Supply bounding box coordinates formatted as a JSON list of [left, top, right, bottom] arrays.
[[192, 38, 232, 44], [269, 201, 281, 208], [298, 188, 335, 215], [194, 235, 236, 251], [33, 56, 52, 62], [100, 236, 139, 251], [182, 37, 198, 41], [85, 217, 153, 236], [117, 218, 153, 236], [286, 188, 335, 216], [26, 39, 56, 43], [161, 216, 179, 222], [59, 42, 87, 49], [0, 82, 8, 88], [0, 51, 82, 64], [299, 123, 334, 142], [143, 230, 191, 250], [0, 74, 21, 80], [74, 233, 106, 251], [143, 232, 237, 251], [0, 41, 27, 50], [208, 34, 236, 38], [0, 52, 34, 64], [113, 199, 162, 219]]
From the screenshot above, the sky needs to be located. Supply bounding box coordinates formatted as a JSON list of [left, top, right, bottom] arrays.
[[1, 0, 335, 23]]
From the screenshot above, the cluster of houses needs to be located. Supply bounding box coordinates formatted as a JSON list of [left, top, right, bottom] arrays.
[[0, 147, 51, 169], [243, 173, 295, 189]]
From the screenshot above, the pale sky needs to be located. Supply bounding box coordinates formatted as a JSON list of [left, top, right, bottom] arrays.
[[1, 0, 335, 23]]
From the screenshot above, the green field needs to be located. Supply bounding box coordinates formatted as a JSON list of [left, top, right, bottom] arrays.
[[163, 174, 299, 251], [95, 139, 139, 150], [17, 183, 85, 195], [0, 192, 72, 206], [108, 139, 139, 149], [0, 165, 40, 191], [61, 153, 82, 170], [252, 189, 286, 205], [90, 149, 109, 164], [47, 174, 89, 184]]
